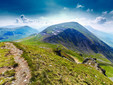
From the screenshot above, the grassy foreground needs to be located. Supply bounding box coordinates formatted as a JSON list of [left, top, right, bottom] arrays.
[[12, 40, 113, 85], [0, 42, 16, 84]]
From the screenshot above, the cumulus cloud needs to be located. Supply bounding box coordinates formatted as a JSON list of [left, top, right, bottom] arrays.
[[87, 9, 93, 12], [95, 17, 106, 24], [16, 15, 34, 24], [20, 15, 30, 23], [76, 3, 84, 8]]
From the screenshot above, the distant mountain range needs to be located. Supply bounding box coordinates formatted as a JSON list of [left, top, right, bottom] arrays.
[[85, 26, 113, 47], [0, 26, 38, 42]]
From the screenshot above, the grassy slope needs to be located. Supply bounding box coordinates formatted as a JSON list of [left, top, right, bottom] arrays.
[[0, 43, 15, 67], [83, 53, 113, 77], [34, 29, 113, 78], [0, 42, 16, 84], [40, 22, 113, 77], [13, 39, 113, 85]]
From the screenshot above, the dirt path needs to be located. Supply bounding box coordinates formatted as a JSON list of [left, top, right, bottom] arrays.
[[0, 67, 9, 74], [5, 42, 31, 85]]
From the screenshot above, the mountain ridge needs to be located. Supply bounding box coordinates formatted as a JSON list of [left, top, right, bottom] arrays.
[[10, 22, 113, 84], [0, 25, 38, 42], [34, 22, 113, 62]]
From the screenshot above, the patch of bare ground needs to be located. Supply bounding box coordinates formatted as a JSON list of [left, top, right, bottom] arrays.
[[0, 67, 9, 74]]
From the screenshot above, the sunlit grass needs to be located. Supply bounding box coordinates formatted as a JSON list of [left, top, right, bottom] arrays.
[[0, 42, 16, 67], [13, 40, 113, 84]]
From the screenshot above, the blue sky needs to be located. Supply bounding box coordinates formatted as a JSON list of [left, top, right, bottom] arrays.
[[0, 0, 113, 33], [0, 0, 113, 15]]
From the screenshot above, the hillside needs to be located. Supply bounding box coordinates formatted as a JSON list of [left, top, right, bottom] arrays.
[[41, 22, 102, 43], [1, 22, 113, 84], [1, 41, 112, 84], [13, 41, 113, 84], [0, 26, 38, 42], [22, 22, 113, 76], [34, 22, 113, 63]]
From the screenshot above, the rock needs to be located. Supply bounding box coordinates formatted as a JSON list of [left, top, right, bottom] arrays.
[[55, 46, 62, 57], [82, 58, 107, 76]]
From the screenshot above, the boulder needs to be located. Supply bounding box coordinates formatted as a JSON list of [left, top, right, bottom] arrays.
[[82, 58, 106, 76]]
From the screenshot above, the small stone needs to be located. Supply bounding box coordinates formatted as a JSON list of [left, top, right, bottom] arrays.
[[49, 65, 52, 66]]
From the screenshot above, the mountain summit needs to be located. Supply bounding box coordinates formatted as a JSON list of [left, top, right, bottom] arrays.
[[36, 22, 113, 62]]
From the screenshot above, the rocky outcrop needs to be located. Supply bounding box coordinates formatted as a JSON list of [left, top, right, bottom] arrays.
[[82, 58, 106, 76]]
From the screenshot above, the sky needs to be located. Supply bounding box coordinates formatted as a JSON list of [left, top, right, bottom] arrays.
[[0, 0, 113, 32]]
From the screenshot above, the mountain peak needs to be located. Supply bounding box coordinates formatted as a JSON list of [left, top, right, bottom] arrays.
[[37, 22, 113, 63]]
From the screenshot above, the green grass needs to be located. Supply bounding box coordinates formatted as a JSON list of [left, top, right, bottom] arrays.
[[21, 39, 113, 78], [0, 69, 15, 85], [100, 64, 113, 77], [3, 69, 15, 77], [0, 42, 16, 67], [13, 40, 113, 85], [0, 42, 17, 84], [83, 53, 113, 77]]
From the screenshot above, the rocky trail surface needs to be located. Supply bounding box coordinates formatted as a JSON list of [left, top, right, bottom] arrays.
[[0, 67, 9, 74], [4, 42, 31, 85]]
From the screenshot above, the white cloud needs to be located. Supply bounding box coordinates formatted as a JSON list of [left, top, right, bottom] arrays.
[[102, 11, 107, 15], [72, 16, 113, 33], [16, 15, 35, 24], [87, 9, 93, 12], [109, 10, 113, 14], [20, 15, 30, 23], [15, 18, 20, 23], [87, 9, 90, 12], [90, 20, 113, 33], [95, 17, 106, 24], [64, 7, 68, 10], [0, 12, 113, 33], [76, 3, 84, 8]]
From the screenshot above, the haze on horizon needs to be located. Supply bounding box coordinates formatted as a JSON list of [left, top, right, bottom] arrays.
[[0, 0, 113, 33]]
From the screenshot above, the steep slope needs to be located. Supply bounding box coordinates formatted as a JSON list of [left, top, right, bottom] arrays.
[[38, 22, 113, 63], [44, 28, 94, 52], [0, 26, 38, 42], [12, 41, 113, 84], [41, 22, 102, 43], [20, 22, 113, 78]]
